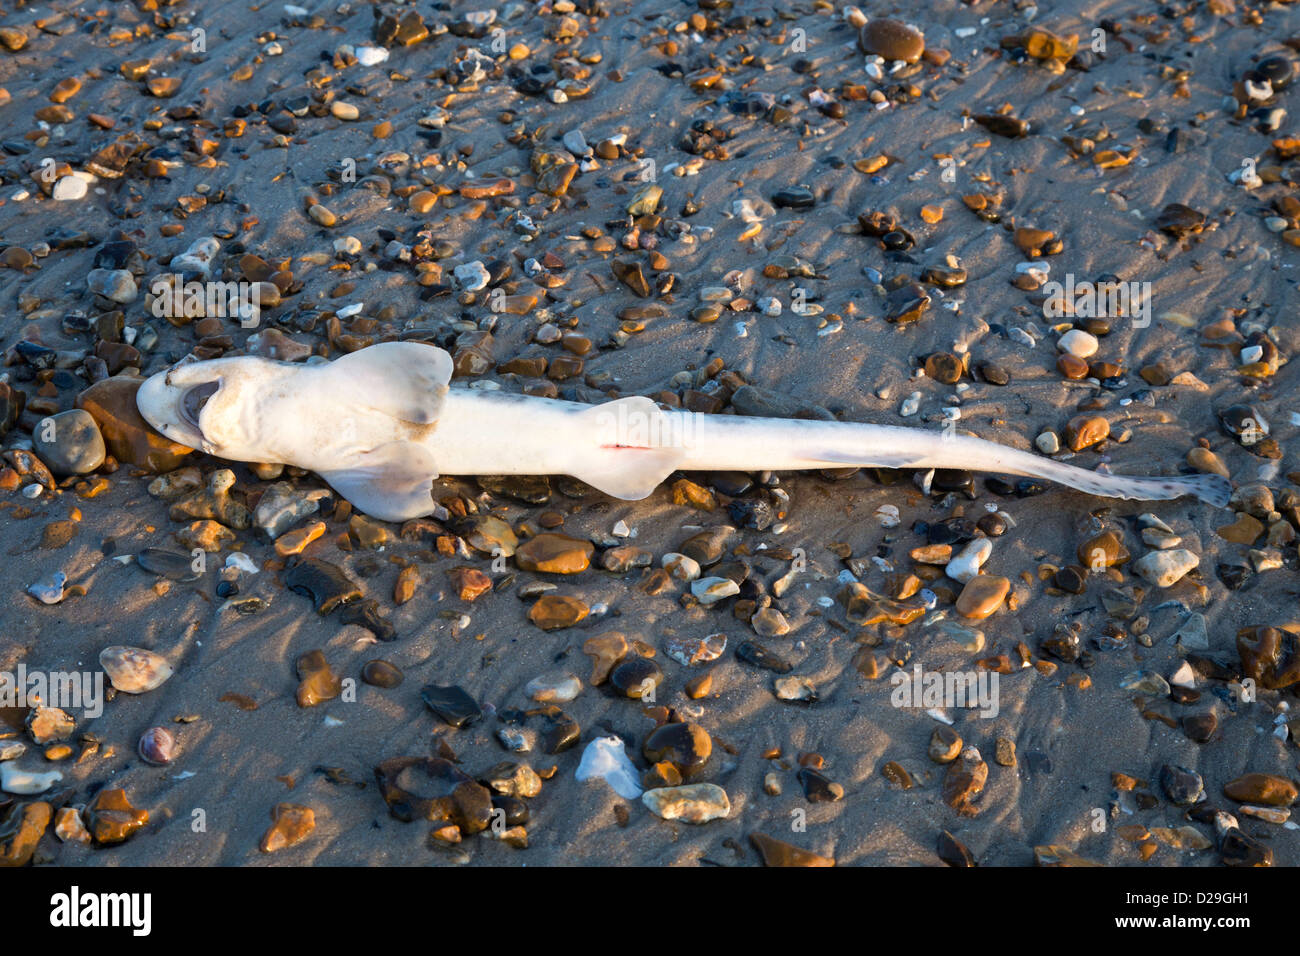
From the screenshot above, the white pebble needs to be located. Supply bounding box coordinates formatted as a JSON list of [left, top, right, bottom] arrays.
[[946, 538, 992, 584], [52, 175, 87, 201], [1057, 328, 1099, 358], [355, 45, 390, 66], [575, 736, 643, 799]]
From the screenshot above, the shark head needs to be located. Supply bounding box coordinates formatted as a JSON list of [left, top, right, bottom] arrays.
[[137, 355, 292, 461]]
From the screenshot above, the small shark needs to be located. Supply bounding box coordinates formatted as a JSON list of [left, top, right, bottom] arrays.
[[137, 341, 1231, 523]]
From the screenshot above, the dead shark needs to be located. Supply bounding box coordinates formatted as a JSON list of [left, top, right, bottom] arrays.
[[136, 341, 1232, 523]]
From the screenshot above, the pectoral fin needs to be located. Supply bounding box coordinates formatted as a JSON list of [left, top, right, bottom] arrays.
[[572, 397, 685, 499], [318, 442, 439, 522], [572, 446, 686, 500], [322, 342, 453, 425]]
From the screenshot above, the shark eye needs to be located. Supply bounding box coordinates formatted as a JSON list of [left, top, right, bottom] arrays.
[[181, 382, 220, 429]]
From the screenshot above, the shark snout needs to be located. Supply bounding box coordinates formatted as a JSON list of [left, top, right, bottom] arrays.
[[137, 366, 218, 452]]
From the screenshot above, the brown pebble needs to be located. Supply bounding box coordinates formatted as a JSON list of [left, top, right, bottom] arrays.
[[295, 650, 341, 708], [858, 18, 924, 63], [1057, 354, 1089, 379], [1223, 773, 1298, 807], [955, 576, 1010, 620], [259, 803, 315, 853], [393, 565, 419, 604], [1064, 415, 1109, 451], [361, 659, 404, 688]]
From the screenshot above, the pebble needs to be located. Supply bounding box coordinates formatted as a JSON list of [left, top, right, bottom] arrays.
[[27, 571, 67, 605], [955, 575, 1010, 620], [420, 684, 482, 728], [945, 538, 991, 583], [1183, 713, 1217, 743], [644, 722, 712, 773], [1223, 773, 1298, 807], [929, 726, 962, 763], [1057, 329, 1099, 358], [54, 808, 90, 845], [528, 594, 589, 630], [858, 18, 925, 63], [1239, 805, 1290, 825], [582, 632, 629, 684], [736, 639, 794, 674], [86, 268, 137, 303], [942, 748, 988, 816], [77, 376, 193, 471], [752, 607, 791, 637], [1133, 549, 1198, 587], [254, 483, 326, 539], [514, 533, 593, 573], [576, 737, 642, 798], [355, 45, 389, 66], [525, 672, 582, 703], [453, 261, 491, 291], [994, 737, 1017, 767], [691, 576, 740, 605], [85, 788, 149, 844], [1120, 670, 1170, 695], [662, 552, 701, 581], [99, 645, 173, 694], [749, 833, 834, 867], [1064, 415, 1109, 451], [260, 804, 315, 853], [171, 236, 220, 276], [177, 520, 235, 553], [137, 727, 176, 765], [1218, 513, 1263, 545], [137, 547, 201, 582], [1187, 447, 1229, 477], [296, 650, 342, 708], [285, 558, 363, 613], [1078, 530, 1129, 569], [1221, 829, 1272, 867], [361, 660, 403, 688], [662, 632, 726, 667], [52, 175, 87, 201], [0, 742, 25, 762], [609, 656, 664, 699], [1160, 764, 1204, 805], [0, 764, 62, 795], [798, 767, 844, 803], [641, 784, 730, 823], [26, 707, 74, 744], [937, 831, 975, 867], [774, 675, 817, 703]]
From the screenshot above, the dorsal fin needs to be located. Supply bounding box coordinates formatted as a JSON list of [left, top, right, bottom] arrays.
[[320, 342, 452, 425]]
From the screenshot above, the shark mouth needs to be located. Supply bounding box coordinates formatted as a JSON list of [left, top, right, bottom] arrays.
[[180, 381, 219, 432]]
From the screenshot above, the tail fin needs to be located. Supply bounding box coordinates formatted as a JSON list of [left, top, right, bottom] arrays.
[[1014, 460, 1232, 508], [809, 427, 1232, 508]]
